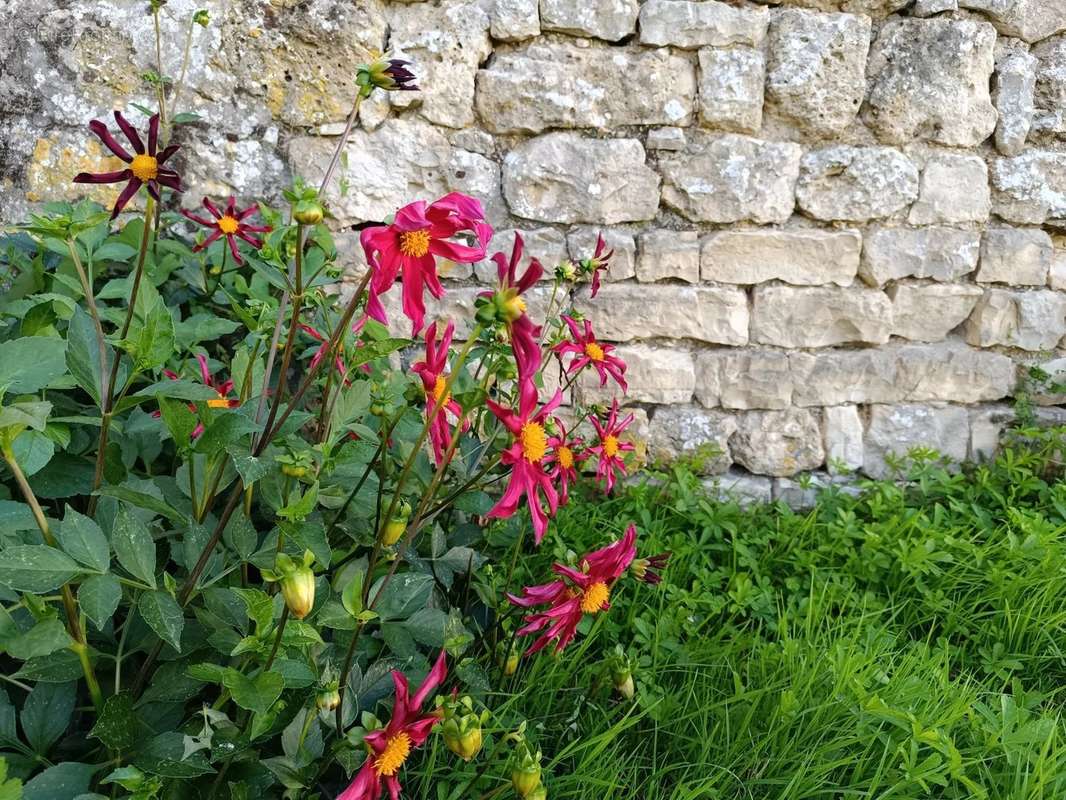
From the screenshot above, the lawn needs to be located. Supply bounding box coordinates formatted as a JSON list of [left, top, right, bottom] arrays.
[[436, 430, 1066, 800]]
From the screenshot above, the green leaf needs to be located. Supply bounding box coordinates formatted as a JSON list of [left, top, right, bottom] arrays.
[[112, 506, 157, 588], [276, 482, 319, 523], [232, 588, 274, 634], [21, 682, 75, 754], [78, 575, 122, 631], [6, 619, 72, 661], [133, 733, 214, 779], [193, 413, 260, 456], [9, 431, 54, 477], [56, 507, 109, 573], [21, 762, 95, 800], [349, 337, 409, 369], [273, 659, 316, 688], [175, 313, 240, 348], [280, 519, 330, 567], [138, 591, 184, 652], [341, 569, 365, 618], [0, 546, 81, 593], [0, 401, 51, 436], [65, 305, 109, 407], [0, 500, 37, 531], [225, 670, 284, 715], [370, 572, 434, 622], [402, 607, 449, 649], [118, 283, 174, 372], [156, 396, 198, 448], [96, 484, 185, 524], [226, 445, 271, 486], [89, 693, 140, 751], [0, 338, 67, 395], [222, 514, 258, 560], [14, 650, 83, 682]]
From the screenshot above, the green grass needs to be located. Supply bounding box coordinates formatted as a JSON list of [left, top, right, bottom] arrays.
[[430, 431, 1066, 800]]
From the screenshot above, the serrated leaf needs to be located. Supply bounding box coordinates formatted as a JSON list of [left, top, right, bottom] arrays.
[[6, 619, 72, 660], [112, 506, 157, 588], [370, 572, 433, 622], [133, 732, 214, 778], [138, 591, 184, 652], [21, 762, 95, 800], [225, 670, 284, 715], [0, 546, 81, 593], [157, 396, 198, 448], [0, 337, 67, 395], [226, 445, 271, 486], [14, 650, 83, 682], [78, 574, 122, 631], [21, 682, 75, 754], [222, 514, 258, 560], [193, 412, 259, 456], [119, 283, 174, 372], [96, 484, 185, 525], [276, 482, 319, 523], [65, 305, 110, 407], [89, 692, 140, 751], [232, 588, 274, 634], [279, 519, 329, 567], [56, 506, 109, 573]]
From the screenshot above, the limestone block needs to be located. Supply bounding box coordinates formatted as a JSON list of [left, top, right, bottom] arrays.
[[824, 405, 865, 473], [797, 146, 919, 223], [908, 153, 990, 225], [991, 150, 1066, 224], [888, 283, 984, 342], [582, 284, 749, 345], [639, 0, 769, 49], [648, 406, 736, 474], [637, 230, 700, 284], [863, 404, 969, 478], [965, 289, 1066, 351], [732, 409, 825, 477], [993, 42, 1037, 156], [576, 345, 696, 406], [701, 229, 860, 286], [977, 227, 1053, 286], [540, 0, 640, 41], [698, 47, 765, 134], [859, 227, 980, 287], [695, 350, 793, 410], [751, 286, 893, 347]]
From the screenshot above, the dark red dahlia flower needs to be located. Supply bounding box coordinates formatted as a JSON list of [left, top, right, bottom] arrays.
[[181, 196, 271, 264]]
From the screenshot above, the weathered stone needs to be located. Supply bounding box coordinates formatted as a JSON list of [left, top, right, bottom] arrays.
[[702, 470, 773, 507], [908, 153, 990, 225], [1051, 247, 1066, 291], [388, 0, 492, 129], [700, 229, 860, 286], [502, 133, 660, 224], [1029, 357, 1066, 406], [797, 146, 919, 223], [474, 228, 566, 282], [567, 229, 637, 282], [491, 0, 540, 41], [790, 343, 1015, 406], [1031, 36, 1066, 142], [888, 283, 984, 342], [660, 134, 802, 224], [977, 227, 1053, 286], [991, 150, 1066, 224], [789, 349, 900, 406], [765, 10, 870, 136], [970, 405, 1016, 461], [993, 42, 1037, 157], [539, 0, 638, 41], [751, 286, 893, 347], [289, 119, 453, 224], [698, 47, 765, 134], [445, 149, 507, 227], [824, 406, 864, 474], [579, 345, 695, 405], [966, 289, 1066, 351], [582, 284, 749, 345], [639, 0, 769, 49], [859, 227, 980, 287], [696, 350, 793, 410], [895, 342, 1017, 403], [863, 404, 970, 478], [773, 473, 857, 509], [732, 409, 825, 477], [957, 0, 1066, 44], [863, 19, 997, 147], [637, 231, 700, 284], [914, 0, 958, 15], [650, 407, 736, 475], [476, 43, 696, 133], [647, 127, 687, 151]]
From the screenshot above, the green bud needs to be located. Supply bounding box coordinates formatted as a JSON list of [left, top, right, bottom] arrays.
[[293, 201, 324, 225], [193, 9, 209, 25]]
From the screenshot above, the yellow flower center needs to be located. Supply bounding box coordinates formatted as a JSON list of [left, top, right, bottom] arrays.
[[430, 375, 449, 405], [374, 732, 412, 777], [603, 435, 620, 459], [584, 342, 605, 362], [520, 421, 547, 464], [557, 445, 574, 470], [399, 229, 431, 258], [581, 581, 610, 613], [218, 215, 239, 234], [206, 396, 231, 409], [504, 295, 527, 318], [129, 154, 159, 181]]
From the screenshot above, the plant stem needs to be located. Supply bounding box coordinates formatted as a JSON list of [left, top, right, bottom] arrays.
[[260, 225, 305, 442], [3, 447, 104, 712], [319, 93, 364, 196], [153, 7, 167, 128], [66, 239, 109, 405], [168, 16, 196, 132], [263, 606, 289, 671], [88, 195, 155, 515]]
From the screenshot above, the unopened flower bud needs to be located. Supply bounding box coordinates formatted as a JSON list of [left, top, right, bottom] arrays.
[[358, 58, 418, 95], [279, 552, 316, 619], [316, 688, 341, 711], [503, 651, 519, 676], [512, 764, 541, 798], [442, 719, 483, 761], [613, 670, 635, 700], [381, 500, 412, 546], [293, 201, 324, 225], [528, 786, 547, 800], [281, 463, 308, 478], [193, 9, 209, 25], [631, 552, 670, 585], [555, 260, 577, 282]]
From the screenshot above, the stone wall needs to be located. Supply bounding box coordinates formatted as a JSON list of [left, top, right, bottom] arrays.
[[5, 0, 1066, 497]]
